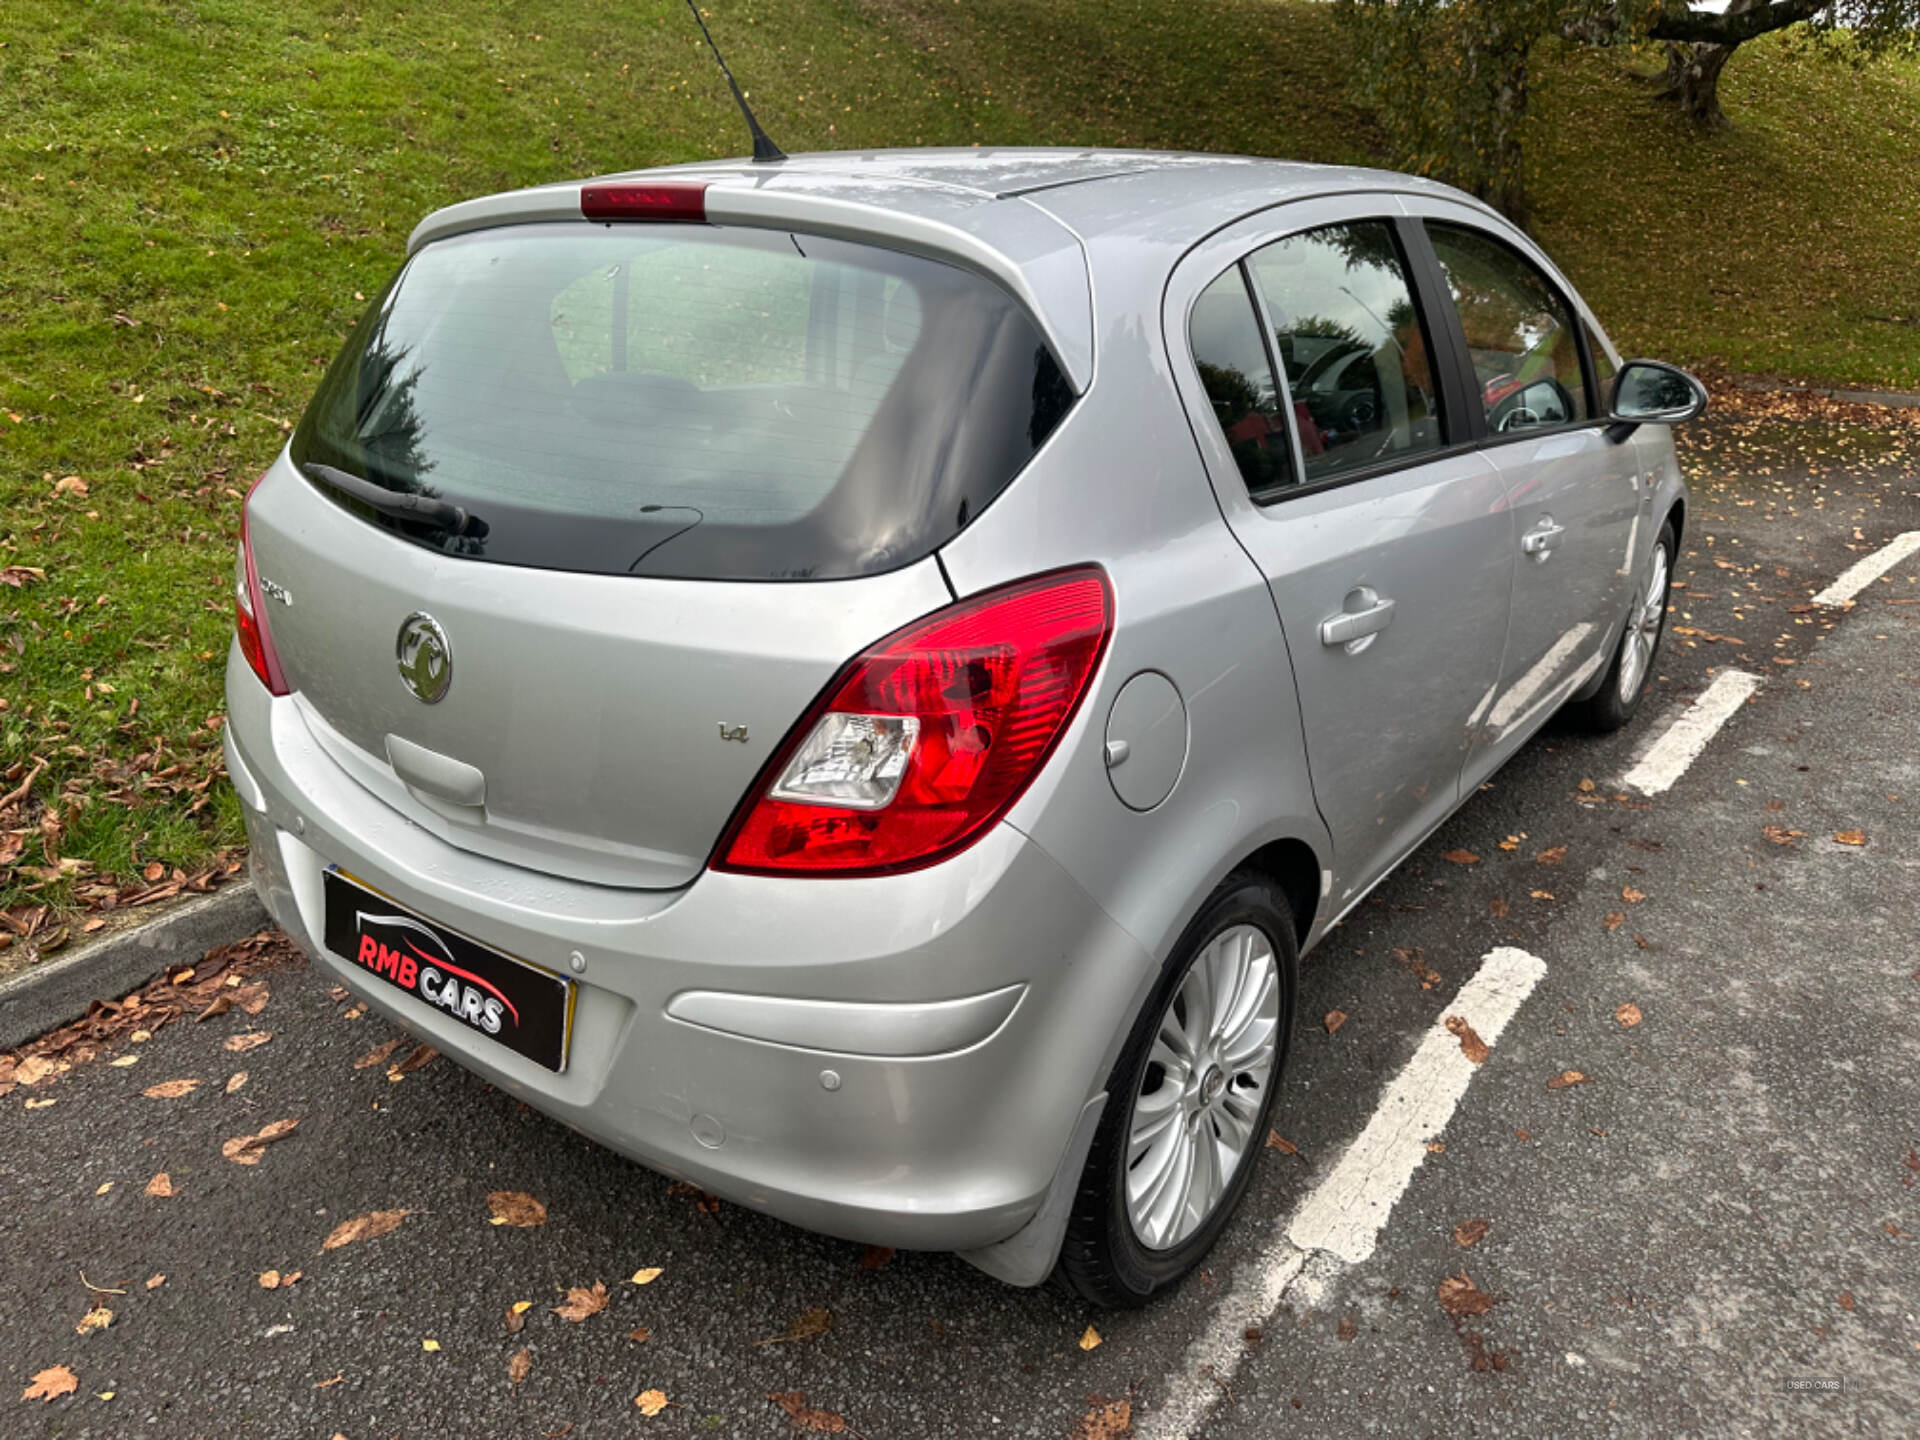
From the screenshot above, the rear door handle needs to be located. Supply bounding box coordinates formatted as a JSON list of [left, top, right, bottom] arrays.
[[1521, 518, 1566, 560], [1320, 589, 1395, 654]]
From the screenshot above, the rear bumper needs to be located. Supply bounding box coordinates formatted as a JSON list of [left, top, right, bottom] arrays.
[[224, 647, 1151, 1252]]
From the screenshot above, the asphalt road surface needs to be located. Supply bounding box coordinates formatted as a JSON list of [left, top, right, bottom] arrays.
[[5, 400, 1917, 1439]]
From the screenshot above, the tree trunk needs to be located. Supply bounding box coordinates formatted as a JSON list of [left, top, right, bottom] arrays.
[[1654, 0, 1759, 130], [1659, 40, 1735, 129]]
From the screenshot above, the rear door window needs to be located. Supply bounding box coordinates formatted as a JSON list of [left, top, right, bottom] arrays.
[[1190, 268, 1295, 497], [1426, 223, 1591, 434], [291, 224, 1073, 581], [1245, 221, 1446, 485]]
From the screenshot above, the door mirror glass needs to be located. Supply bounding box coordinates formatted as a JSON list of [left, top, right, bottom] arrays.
[[1610, 361, 1708, 424]]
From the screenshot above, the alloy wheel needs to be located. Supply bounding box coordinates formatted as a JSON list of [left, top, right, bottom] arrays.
[[1617, 542, 1670, 703], [1125, 923, 1280, 1250]]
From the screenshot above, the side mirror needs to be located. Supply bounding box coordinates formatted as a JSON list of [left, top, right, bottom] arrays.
[[1606, 360, 1708, 442]]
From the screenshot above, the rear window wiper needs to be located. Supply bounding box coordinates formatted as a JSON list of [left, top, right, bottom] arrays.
[[300, 462, 488, 538]]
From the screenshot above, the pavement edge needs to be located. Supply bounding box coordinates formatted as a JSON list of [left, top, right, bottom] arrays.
[[0, 884, 269, 1051]]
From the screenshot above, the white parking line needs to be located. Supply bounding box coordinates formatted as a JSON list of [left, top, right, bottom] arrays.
[[1811, 530, 1920, 607], [1619, 668, 1762, 797], [1143, 947, 1546, 1440]]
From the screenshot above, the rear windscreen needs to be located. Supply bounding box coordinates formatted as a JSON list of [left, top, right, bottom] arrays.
[[289, 223, 1076, 580]]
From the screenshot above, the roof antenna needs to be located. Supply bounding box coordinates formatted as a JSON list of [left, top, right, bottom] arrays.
[[683, 0, 786, 164]]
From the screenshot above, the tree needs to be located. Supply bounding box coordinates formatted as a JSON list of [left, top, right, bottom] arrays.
[[1338, 0, 1570, 226], [1574, 0, 1919, 129]]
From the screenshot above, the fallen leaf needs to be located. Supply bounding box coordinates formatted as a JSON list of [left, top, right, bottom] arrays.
[[1440, 849, 1480, 865], [1761, 824, 1802, 846], [353, 1039, 403, 1071], [508, 1347, 531, 1385], [505, 1300, 531, 1334], [756, 1306, 833, 1346], [386, 1044, 438, 1082], [1071, 1399, 1132, 1440], [629, 1326, 651, 1343], [1336, 1315, 1359, 1341], [75, 1308, 113, 1336], [1621, 886, 1647, 905], [487, 1191, 547, 1228], [1535, 845, 1566, 866], [1837, 1292, 1856, 1311], [629, 1266, 664, 1286], [145, 1172, 175, 1198], [144, 1274, 164, 1290], [53, 475, 89, 496], [421, 1338, 440, 1352], [225, 1072, 248, 1094], [221, 1117, 299, 1165], [224, 1032, 272, 1053], [1488, 897, 1509, 918], [142, 1078, 199, 1099], [1615, 1002, 1643, 1028], [766, 1391, 845, 1432], [1323, 1009, 1348, 1035], [1530, 889, 1555, 901], [635, 1389, 671, 1417], [1437, 1268, 1499, 1318], [1602, 912, 1626, 932], [314, 1373, 343, 1389], [1079, 1324, 1103, 1351], [1446, 1015, 1489, 1065], [858, 1245, 894, 1270], [1834, 830, 1868, 847], [109, 1055, 139, 1069], [25, 1098, 58, 1110], [1547, 1070, 1590, 1090], [1426, 1140, 1446, 1153], [195, 994, 233, 1022], [95, 1181, 113, 1196], [258, 1270, 281, 1290], [1453, 1218, 1490, 1248], [232, 983, 271, 1016], [23, 1365, 78, 1402], [553, 1281, 609, 1323], [1265, 1130, 1300, 1156], [1514, 1128, 1531, 1142], [1577, 778, 1596, 793], [322, 1209, 411, 1250]]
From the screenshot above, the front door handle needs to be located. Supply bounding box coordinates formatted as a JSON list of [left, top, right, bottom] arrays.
[[1321, 588, 1395, 654], [1521, 517, 1566, 561]]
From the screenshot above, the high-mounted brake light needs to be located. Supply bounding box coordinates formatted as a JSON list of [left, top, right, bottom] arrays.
[[234, 476, 291, 697], [580, 182, 708, 223], [714, 568, 1113, 878]]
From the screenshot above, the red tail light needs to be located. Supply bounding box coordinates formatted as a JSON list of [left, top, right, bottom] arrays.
[[715, 568, 1113, 877], [235, 477, 291, 697], [580, 182, 708, 223]]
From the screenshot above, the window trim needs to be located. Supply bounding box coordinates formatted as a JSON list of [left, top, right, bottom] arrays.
[[1236, 258, 1308, 501], [1420, 218, 1598, 451]]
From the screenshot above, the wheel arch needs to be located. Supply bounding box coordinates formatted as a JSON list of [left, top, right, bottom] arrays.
[[1233, 835, 1322, 949]]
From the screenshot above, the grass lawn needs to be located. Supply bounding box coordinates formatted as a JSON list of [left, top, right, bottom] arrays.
[[2, 0, 1917, 933]]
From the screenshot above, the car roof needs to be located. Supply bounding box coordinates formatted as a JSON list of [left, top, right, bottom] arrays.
[[406, 148, 1487, 393]]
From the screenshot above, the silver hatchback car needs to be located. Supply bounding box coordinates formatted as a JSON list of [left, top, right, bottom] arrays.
[[226, 148, 1700, 1305]]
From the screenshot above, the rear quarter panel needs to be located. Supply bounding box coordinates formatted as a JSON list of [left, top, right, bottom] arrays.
[[940, 229, 1330, 1068]]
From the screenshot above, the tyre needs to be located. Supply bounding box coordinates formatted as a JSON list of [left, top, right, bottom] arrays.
[[1568, 519, 1675, 734], [1058, 872, 1298, 1307]]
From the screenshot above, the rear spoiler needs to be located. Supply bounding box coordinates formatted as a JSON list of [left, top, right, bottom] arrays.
[[406, 170, 1095, 393]]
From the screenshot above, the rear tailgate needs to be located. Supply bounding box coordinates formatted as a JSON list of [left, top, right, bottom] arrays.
[[246, 457, 952, 890]]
